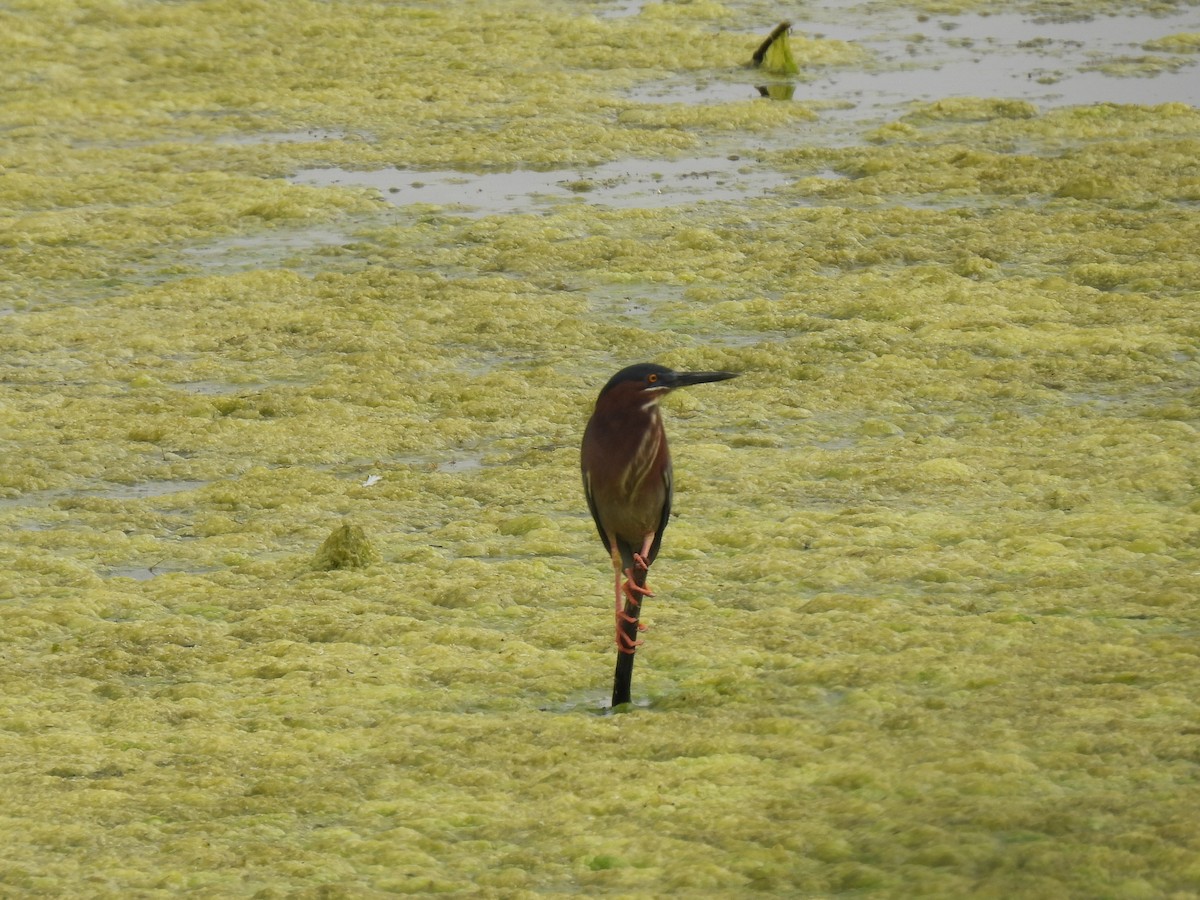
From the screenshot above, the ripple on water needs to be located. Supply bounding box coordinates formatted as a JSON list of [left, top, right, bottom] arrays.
[[541, 690, 653, 715], [0, 480, 210, 522], [97, 480, 211, 501], [182, 227, 355, 274], [289, 155, 797, 217], [102, 563, 219, 581]]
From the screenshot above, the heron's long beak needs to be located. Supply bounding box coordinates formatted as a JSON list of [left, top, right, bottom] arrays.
[[668, 371, 739, 388]]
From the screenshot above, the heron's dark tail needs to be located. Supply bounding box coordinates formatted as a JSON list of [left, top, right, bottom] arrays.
[[611, 565, 648, 708]]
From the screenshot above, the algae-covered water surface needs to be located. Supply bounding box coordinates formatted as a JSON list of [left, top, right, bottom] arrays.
[[3, 0, 1199, 895]]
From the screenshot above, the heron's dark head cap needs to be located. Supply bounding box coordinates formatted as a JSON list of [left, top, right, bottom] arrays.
[[597, 363, 738, 401]]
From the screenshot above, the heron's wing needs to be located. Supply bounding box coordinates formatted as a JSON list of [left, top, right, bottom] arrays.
[[647, 458, 672, 565], [582, 467, 610, 551]]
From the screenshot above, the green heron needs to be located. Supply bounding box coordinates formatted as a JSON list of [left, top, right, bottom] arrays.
[[581, 363, 737, 705]]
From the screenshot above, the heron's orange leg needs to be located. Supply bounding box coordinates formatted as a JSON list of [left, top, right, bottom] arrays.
[[609, 540, 652, 651], [619, 569, 653, 617], [617, 631, 644, 653], [632, 533, 655, 571]]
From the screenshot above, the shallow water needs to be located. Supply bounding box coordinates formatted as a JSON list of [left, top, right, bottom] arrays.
[[803, 6, 1200, 108], [182, 227, 354, 275], [291, 154, 800, 214]]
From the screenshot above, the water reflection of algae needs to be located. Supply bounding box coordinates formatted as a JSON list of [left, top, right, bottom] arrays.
[[1, 0, 1199, 896]]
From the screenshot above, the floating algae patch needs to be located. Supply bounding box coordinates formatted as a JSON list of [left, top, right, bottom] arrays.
[[1144, 30, 1200, 53], [759, 101, 1200, 213], [3, 0, 1200, 895]]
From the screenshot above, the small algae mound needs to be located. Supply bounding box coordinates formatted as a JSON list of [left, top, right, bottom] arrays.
[[313, 522, 377, 571], [900, 97, 1039, 124]]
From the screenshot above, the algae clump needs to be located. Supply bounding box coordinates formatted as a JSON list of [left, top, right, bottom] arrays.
[[313, 523, 377, 570]]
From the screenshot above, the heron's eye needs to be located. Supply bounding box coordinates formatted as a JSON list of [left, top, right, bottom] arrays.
[[647, 373, 659, 384]]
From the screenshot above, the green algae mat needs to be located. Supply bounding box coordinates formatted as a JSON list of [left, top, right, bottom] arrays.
[[2, 0, 1199, 895]]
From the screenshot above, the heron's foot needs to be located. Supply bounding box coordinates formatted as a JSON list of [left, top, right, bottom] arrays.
[[616, 608, 648, 629], [622, 568, 653, 603], [615, 627, 644, 653], [633, 552, 650, 571]]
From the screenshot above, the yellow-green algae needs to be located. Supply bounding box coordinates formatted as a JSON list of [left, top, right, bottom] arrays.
[[2, 0, 1200, 896], [1145, 31, 1200, 53], [313, 523, 378, 571]]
